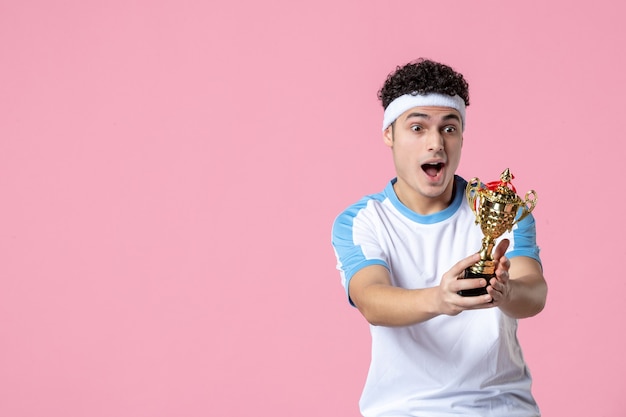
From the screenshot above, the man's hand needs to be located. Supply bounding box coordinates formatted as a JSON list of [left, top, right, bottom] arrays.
[[436, 248, 501, 316], [486, 239, 512, 307]]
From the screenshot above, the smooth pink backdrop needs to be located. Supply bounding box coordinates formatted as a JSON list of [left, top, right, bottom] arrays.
[[1, 1, 624, 416]]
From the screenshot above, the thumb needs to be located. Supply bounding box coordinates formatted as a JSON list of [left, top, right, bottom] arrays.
[[492, 238, 510, 260], [450, 252, 481, 277]]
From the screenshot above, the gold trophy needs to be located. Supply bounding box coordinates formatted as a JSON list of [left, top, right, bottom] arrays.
[[459, 169, 537, 296]]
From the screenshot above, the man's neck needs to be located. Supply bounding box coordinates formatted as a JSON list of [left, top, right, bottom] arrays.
[[393, 178, 456, 216]]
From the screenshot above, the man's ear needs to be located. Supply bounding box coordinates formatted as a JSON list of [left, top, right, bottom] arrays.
[[383, 124, 394, 148]]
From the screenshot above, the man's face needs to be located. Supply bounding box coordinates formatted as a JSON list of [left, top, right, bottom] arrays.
[[383, 106, 463, 215]]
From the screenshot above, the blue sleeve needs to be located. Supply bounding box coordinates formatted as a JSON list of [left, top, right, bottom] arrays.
[[507, 211, 542, 266], [331, 204, 389, 305]]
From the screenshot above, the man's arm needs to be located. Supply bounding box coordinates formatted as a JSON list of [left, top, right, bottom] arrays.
[[489, 255, 547, 319], [349, 252, 497, 327]]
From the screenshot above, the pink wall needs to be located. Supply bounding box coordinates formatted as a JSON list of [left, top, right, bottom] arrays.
[[1, 1, 624, 415]]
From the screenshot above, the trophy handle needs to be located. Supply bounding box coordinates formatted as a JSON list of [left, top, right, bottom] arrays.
[[465, 177, 482, 224], [513, 189, 537, 225]]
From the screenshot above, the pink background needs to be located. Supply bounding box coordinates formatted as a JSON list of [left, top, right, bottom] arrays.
[[1, 1, 624, 416]]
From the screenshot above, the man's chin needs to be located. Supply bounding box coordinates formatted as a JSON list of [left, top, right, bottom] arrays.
[[420, 176, 454, 196]]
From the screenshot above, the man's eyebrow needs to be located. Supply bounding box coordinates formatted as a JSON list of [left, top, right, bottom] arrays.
[[442, 113, 461, 123], [404, 112, 430, 120], [404, 112, 461, 123]]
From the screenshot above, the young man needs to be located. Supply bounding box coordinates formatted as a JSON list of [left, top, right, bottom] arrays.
[[331, 59, 547, 416]]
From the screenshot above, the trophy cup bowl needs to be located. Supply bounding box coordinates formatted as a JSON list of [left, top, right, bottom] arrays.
[[458, 169, 537, 296]]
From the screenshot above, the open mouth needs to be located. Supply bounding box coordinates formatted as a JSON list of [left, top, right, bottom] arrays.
[[421, 162, 444, 178]]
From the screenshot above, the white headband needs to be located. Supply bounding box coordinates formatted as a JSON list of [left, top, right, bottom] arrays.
[[382, 93, 466, 131]]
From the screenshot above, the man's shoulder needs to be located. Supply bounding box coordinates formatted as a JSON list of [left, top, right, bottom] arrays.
[[343, 190, 387, 214], [331, 186, 391, 239], [335, 181, 391, 218]]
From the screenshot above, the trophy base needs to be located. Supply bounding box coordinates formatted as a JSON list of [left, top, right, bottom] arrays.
[[458, 269, 493, 297]]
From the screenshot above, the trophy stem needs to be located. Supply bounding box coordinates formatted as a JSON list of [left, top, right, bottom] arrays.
[[459, 236, 495, 297], [476, 236, 496, 274]]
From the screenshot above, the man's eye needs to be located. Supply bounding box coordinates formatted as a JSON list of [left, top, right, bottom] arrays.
[[443, 126, 457, 133], [411, 125, 422, 132]]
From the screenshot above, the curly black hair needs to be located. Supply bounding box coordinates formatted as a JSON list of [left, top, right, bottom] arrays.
[[377, 58, 470, 109]]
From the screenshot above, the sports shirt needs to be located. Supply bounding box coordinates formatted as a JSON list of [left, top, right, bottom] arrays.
[[331, 175, 541, 417]]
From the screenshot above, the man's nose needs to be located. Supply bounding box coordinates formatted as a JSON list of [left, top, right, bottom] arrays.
[[426, 132, 444, 152]]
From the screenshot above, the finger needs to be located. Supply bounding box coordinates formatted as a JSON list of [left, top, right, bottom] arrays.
[[488, 277, 503, 293], [456, 277, 489, 292], [461, 293, 496, 309], [486, 285, 500, 303], [449, 252, 481, 277], [495, 267, 509, 283], [493, 256, 511, 287], [500, 256, 511, 270], [492, 238, 510, 261]]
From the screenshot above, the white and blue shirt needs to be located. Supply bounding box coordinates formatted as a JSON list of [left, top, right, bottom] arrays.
[[331, 176, 541, 417]]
